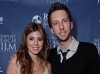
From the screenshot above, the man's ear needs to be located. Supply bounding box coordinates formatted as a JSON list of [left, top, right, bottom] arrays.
[[71, 22, 73, 29], [50, 28, 54, 33]]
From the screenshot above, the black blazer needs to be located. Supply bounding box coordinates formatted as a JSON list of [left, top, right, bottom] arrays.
[[48, 42, 100, 74]]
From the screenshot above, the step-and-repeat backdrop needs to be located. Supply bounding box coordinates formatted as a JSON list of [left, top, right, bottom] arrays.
[[0, 0, 100, 73]]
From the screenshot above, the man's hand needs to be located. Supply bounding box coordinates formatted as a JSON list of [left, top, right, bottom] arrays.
[[8, 54, 17, 63]]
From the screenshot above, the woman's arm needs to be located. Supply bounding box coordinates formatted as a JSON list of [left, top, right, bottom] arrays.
[[47, 62, 52, 74], [6, 54, 17, 74]]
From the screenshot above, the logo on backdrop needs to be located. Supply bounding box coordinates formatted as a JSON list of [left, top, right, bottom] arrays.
[[0, 17, 3, 25], [0, 0, 17, 2], [47, 36, 58, 49], [0, 35, 17, 52], [99, 17, 100, 23], [94, 39, 100, 57], [32, 13, 48, 28], [0, 67, 3, 72], [47, 0, 69, 3], [97, 0, 100, 5], [32, 15, 42, 24]]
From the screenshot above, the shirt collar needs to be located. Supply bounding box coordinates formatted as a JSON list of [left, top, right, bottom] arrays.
[[57, 36, 79, 54]]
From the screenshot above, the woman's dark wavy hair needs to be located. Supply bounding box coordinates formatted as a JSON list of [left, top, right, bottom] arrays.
[[16, 22, 50, 74], [48, 2, 72, 28]]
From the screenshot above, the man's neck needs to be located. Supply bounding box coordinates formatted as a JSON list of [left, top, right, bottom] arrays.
[[59, 36, 73, 50]]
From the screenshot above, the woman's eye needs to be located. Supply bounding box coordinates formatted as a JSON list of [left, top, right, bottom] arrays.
[[29, 38, 34, 40], [38, 38, 43, 41]]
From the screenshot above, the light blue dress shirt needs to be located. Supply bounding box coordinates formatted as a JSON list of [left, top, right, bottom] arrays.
[[57, 37, 79, 63]]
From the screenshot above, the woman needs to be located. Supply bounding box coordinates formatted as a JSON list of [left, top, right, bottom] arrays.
[[6, 22, 51, 74]]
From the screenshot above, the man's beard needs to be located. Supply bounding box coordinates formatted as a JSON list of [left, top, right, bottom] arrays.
[[57, 33, 71, 42]]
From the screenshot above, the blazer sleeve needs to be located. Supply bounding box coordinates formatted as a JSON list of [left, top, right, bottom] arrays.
[[88, 44, 100, 74]]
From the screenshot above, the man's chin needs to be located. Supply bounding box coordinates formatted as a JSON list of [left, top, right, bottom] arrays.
[[58, 38, 69, 42]]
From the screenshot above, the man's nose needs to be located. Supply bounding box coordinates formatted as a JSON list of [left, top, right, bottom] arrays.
[[59, 22, 64, 30]]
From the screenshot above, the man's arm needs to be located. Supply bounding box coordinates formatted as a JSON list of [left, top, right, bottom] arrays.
[[88, 44, 100, 74]]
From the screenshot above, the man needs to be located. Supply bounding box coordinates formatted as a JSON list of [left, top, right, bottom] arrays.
[[48, 2, 100, 74]]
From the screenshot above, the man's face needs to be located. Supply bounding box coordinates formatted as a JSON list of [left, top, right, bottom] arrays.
[[50, 10, 73, 42]]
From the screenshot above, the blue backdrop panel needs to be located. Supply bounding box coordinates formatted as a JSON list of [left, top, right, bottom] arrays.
[[0, 0, 100, 73]]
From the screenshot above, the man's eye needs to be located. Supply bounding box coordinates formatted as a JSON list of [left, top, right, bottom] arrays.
[[54, 23, 57, 25], [53, 22, 58, 25], [63, 20, 67, 22]]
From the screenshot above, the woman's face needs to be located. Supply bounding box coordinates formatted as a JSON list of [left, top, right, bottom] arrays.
[[26, 31, 43, 56]]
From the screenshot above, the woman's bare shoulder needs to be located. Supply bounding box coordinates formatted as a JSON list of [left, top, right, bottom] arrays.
[[6, 54, 17, 74], [47, 62, 52, 74]]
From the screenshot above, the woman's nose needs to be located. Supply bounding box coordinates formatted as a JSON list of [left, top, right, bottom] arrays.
[[34, 40, 38, 45]]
